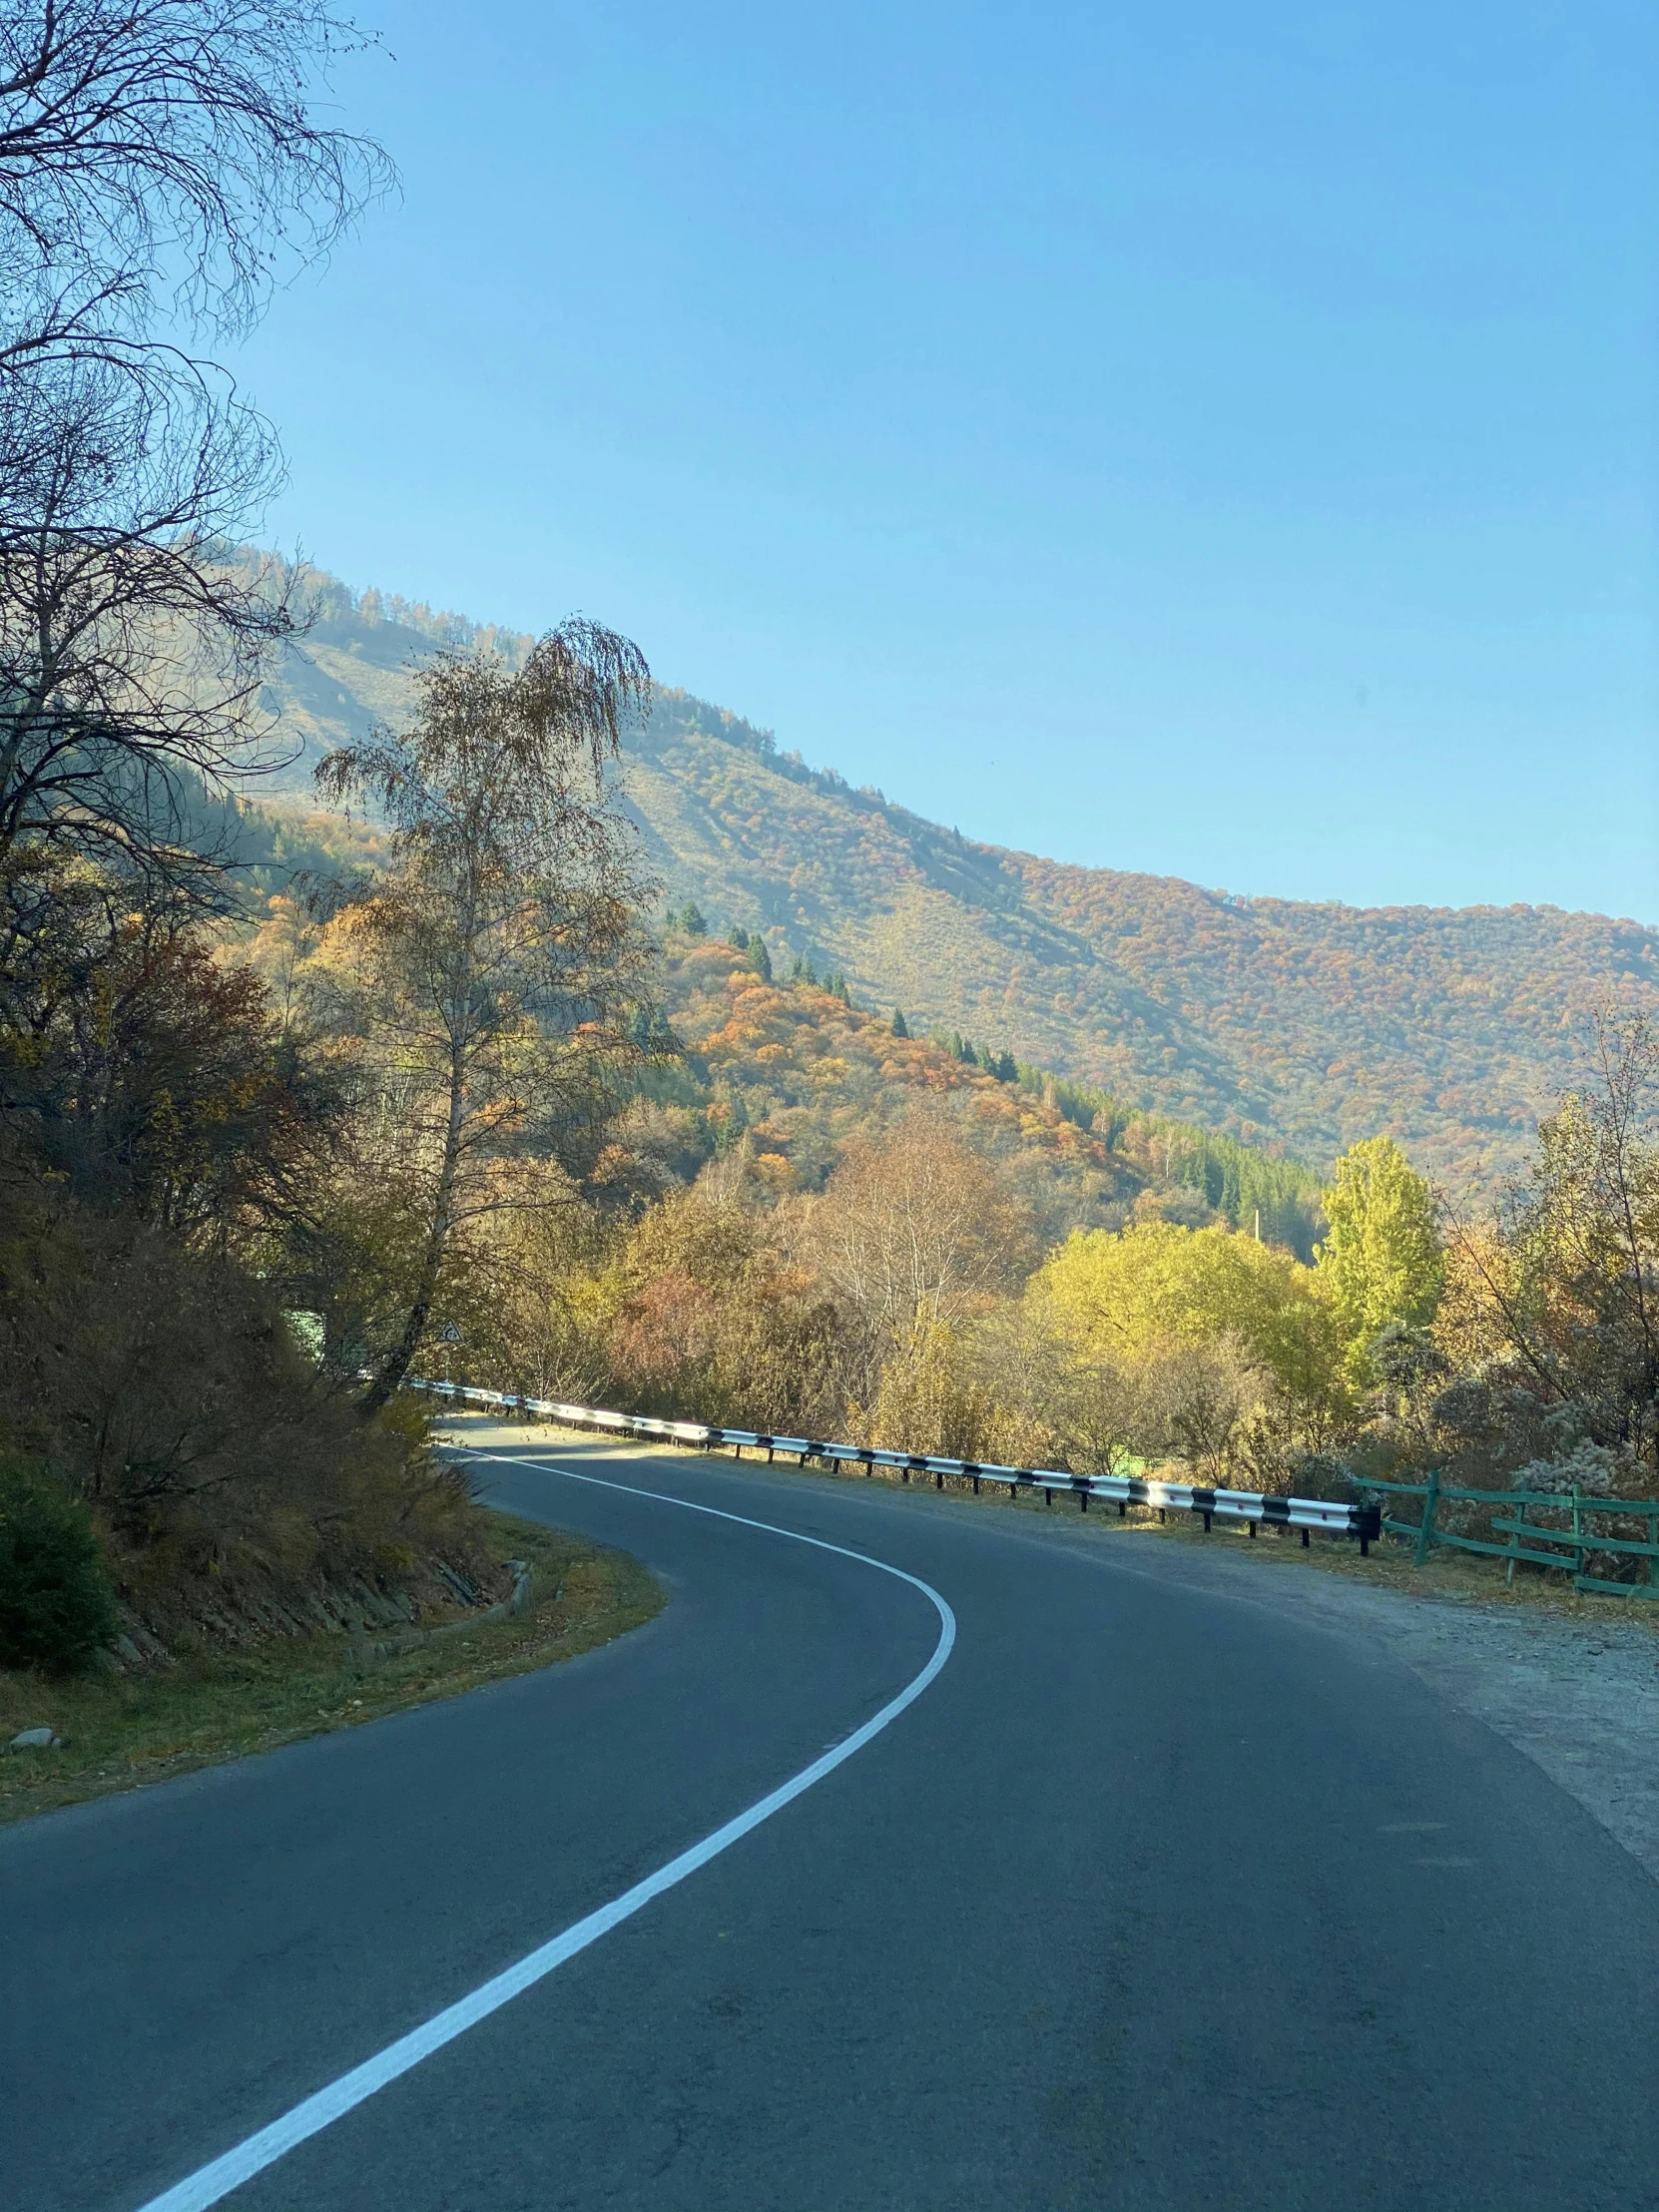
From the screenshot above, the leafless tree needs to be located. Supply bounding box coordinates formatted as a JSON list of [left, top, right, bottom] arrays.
[[811, 1110, 1030, 1400], [0, 0, 392, 895], [0, 0, 391, 371], [0, 356, 291, 891]]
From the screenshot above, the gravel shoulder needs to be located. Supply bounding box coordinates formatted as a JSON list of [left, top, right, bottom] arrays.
[[955, 1508, 1659, 1913], [524, 1423, 1659, 1886], [1038, 1516, 1659, 1882]]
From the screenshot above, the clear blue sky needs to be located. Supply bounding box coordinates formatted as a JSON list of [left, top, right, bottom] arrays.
[[238, 0, 1659, 920]]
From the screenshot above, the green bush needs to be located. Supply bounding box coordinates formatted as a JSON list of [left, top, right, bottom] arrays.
[[0, 1463, 120, 1674]]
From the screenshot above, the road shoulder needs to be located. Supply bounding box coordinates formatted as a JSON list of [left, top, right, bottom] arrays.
[[0, 1510, 663, 1825]]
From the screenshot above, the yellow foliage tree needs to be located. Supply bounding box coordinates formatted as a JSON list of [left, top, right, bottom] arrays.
[[1032, 1221, 1350, 1423], [1315, 1136, 1442, 1366]]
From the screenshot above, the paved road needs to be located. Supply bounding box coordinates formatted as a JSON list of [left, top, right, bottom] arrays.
[[7, 1418, 1659, 2212]]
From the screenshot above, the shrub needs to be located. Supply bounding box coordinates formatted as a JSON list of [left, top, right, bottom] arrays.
[[0, 1155, 485, 1638], [0, 1462, 119, 1673]]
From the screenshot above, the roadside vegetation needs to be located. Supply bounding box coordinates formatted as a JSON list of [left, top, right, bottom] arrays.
[[430, 999, 1656, 1590], [0, 0, 661, 1745], [3, 0, 1656, 1788], [0, 1513, 663, 1823]]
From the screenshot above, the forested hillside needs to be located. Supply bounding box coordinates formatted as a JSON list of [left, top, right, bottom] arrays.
[[250, 563, 1659, 1182], [11, 0, 1657, 1811], [621, 927, 1328, 1254]]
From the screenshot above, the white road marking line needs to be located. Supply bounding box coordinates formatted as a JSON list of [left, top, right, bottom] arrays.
[[133, 1445, 957, 2212]]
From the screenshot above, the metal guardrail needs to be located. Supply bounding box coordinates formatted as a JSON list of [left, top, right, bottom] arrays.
[[407, 1378, 1382, 1555]]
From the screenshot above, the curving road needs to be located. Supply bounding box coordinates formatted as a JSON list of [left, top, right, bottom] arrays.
[[6, 1415, 1659, 2212]]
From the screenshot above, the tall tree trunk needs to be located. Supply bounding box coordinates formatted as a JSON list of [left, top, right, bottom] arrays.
[[358, 1030, 467, 1419]]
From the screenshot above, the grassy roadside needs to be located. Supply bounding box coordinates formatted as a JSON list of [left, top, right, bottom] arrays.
[[0, 1513, 663, 1826]]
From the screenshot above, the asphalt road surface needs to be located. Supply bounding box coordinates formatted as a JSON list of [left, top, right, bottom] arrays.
[[8, 1416, 1659, 2212]]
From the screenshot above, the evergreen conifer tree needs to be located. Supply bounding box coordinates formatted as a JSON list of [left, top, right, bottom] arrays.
[[891, 1008, 908, 1038]]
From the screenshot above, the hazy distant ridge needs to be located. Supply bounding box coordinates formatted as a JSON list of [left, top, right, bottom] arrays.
[[252, 564, 1659, 1183]]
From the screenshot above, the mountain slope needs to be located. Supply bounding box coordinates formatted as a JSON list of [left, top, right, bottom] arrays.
[[247, 565, 1659, 1182]]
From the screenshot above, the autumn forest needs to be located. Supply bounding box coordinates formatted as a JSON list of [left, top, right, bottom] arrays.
[[0, 5, 1656, 1688]]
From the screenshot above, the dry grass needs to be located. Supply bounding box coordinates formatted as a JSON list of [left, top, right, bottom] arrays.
[[0, 1511, 663, 1825]]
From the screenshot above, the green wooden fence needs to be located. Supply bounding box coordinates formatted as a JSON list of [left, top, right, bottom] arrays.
[[1354, 1471, 1659, 1598]]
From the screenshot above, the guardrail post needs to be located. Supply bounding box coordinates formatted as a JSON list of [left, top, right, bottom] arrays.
[[1413, 1468, 1441, 1568], [1506, 1498, 1525, 1587]]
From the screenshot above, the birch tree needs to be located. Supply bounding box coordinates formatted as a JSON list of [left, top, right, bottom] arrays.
[[314, 623, 657, 1414]]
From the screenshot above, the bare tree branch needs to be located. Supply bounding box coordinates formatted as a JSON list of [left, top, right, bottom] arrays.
[[0, 352, 293, 895]]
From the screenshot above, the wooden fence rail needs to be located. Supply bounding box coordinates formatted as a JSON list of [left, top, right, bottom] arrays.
[[1353, 1472, 1659, 1597]]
